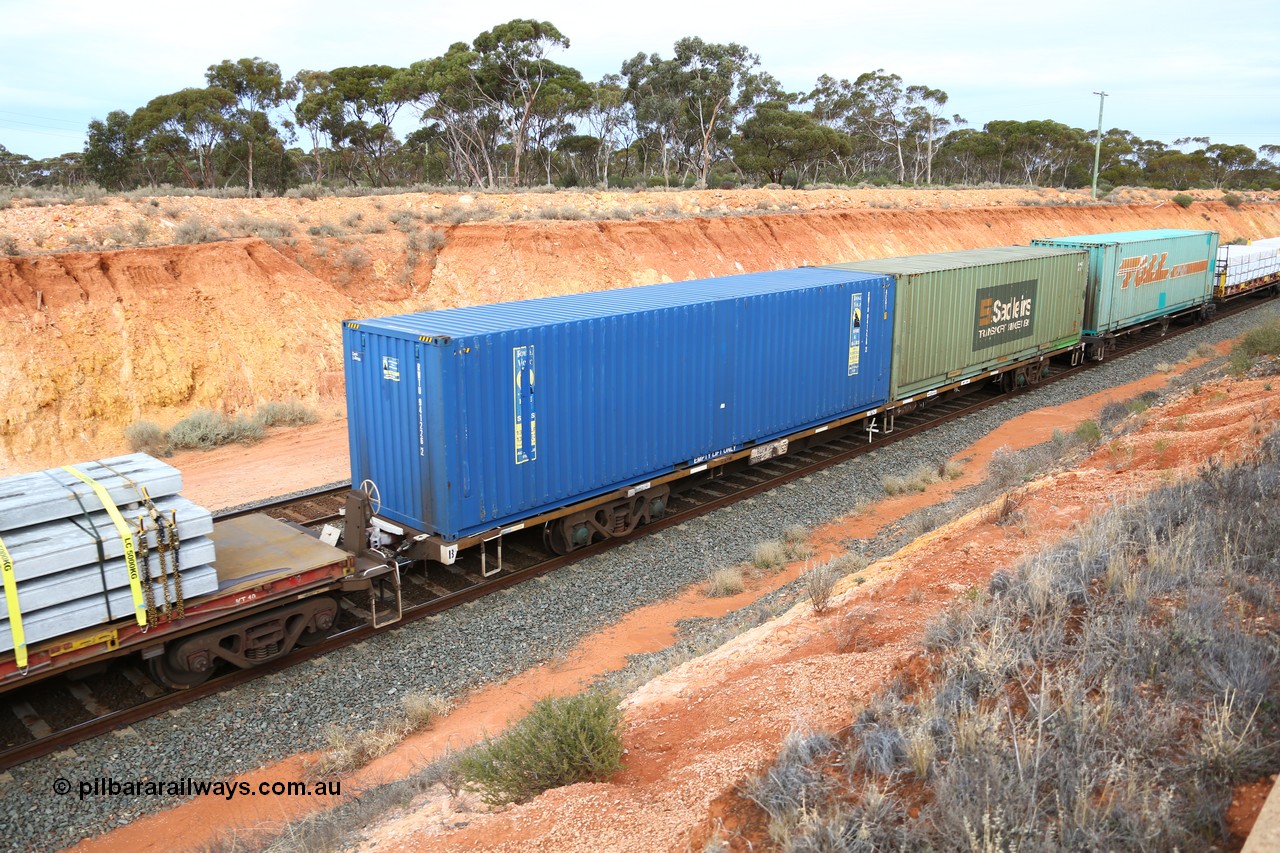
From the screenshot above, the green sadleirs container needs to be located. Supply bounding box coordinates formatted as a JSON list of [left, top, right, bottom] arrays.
[[822, 246, 1087, 401], [1031, 229, 1218, 337]]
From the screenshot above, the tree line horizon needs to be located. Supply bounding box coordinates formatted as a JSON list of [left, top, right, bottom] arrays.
[[2, 19, 1277, 195]]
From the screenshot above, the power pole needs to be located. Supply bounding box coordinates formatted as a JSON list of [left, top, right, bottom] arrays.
[[1091, 91, 1108, 199]]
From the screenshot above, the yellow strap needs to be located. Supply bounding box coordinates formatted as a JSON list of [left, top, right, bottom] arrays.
[[61, 466, 148, 628], [0, 535, 26, 669]]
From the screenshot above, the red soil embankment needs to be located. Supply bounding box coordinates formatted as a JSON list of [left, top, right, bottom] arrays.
[[2, 199, 1278, 472]]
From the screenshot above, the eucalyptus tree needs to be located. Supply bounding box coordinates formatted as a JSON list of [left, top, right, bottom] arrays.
[[622, 51, 688, 185], [292, 69, 339, 183], [391, 42, 502, 186], [394, 20, 584, 187], [672, 37, 763, 188], [471, 19, 583, 186], [733, 97, 851, 185], [583, 74, 632, 187], [206, 58, 297, 192], [130, 86, 236, 187], [84, 110, 140, 189]]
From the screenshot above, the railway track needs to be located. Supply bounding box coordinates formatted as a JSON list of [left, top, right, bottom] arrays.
[[3, 291, 1273, 772]]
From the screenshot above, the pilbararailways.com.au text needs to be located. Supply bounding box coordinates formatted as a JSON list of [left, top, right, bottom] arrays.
[[53, 776, 341, 801]]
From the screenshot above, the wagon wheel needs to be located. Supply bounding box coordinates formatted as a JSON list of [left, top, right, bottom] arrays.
[[542, 520, 572, 556], [148, 652, 214, 691]]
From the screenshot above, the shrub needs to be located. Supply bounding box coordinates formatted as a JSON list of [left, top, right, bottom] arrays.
[[124, 420, 171, 456], [458, 691, 624, 805], [1172, 193, 1195, 208], [339, 246, 371, 270], [828, 552, 870, 575], [883, 464, 941, 495], [0, 235, 18, 256], [167, 409, 263, 449], [173, 217, 224, 244], [536, 205, 585, 220], [782, 524, 808, 545], [1074, 419, 1103, 443], [253, 400, 319, 428], [222, 216, 294, 240], [407, 228, 446, 253], [805, 562, 839, 614], [402, 691, 451, 731], [708, 566, 745, 597], [1222, 193, 1244, 208], [1230, 316, 1280, 374], [128, 218, 150, 243], [306, 222, 345, 237], [753, 540, 788, 571]]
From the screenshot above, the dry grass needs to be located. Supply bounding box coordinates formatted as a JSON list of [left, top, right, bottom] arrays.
[[882, 464, 941, 496], [707, 566, 746, 597]]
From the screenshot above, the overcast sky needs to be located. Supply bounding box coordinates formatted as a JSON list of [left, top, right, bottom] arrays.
[[2, 0, 1277, 161]]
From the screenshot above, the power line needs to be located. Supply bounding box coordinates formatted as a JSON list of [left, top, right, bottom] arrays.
[[0, 109, 85, 127]]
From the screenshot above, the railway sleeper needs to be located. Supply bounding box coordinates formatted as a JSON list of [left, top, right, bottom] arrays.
[[142, 596, 339, 690]]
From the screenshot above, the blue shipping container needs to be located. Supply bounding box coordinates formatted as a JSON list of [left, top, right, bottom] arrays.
[[344, 268, 894, 541]]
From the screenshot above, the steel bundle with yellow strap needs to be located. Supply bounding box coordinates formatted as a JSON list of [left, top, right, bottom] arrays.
[[0, 535, 26, 669], [61, 465, 150, 630]]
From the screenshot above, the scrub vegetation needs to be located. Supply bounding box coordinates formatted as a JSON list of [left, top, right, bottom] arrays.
[[125, 400, 318, 454], [743, 433, 1280, 850]]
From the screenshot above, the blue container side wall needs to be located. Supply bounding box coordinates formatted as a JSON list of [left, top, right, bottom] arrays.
[[346, 272, 893, 540]]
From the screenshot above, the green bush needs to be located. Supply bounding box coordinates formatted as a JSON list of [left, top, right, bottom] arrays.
[[458, 691, 624, 805], [1230, 316, 1280, 375], [1172, 193, 1195, 208], [1, 234, 18, 256], [1222, 193, 1244, 209], [253, 400, 319, 428], [167, 409, 263, 449], [1074, 419, 1103, 443]]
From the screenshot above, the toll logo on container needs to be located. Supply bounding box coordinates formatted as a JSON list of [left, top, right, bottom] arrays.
[[1117, 252, 1209, 288], [973, 280, 1037, 350]]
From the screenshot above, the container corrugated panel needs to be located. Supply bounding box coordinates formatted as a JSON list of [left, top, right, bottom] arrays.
[[1031, 229, 1218, 335], [821, 246, 1087, 400], [344, 268, 894, 541]]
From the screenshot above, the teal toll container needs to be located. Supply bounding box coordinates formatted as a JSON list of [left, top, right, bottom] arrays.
[[1031, 229, 1218, 339]]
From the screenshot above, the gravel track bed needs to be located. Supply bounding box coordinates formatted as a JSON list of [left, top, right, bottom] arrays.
[[3, 305, 1268, 851]]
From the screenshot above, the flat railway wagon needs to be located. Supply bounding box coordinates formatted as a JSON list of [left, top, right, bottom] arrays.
[[1215, 242, 1280, 298], [344, 267, 894, 563], [1031, 229, 1218, 358], [1, 467, 398, 692], [821, 246, 1089, 409]]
